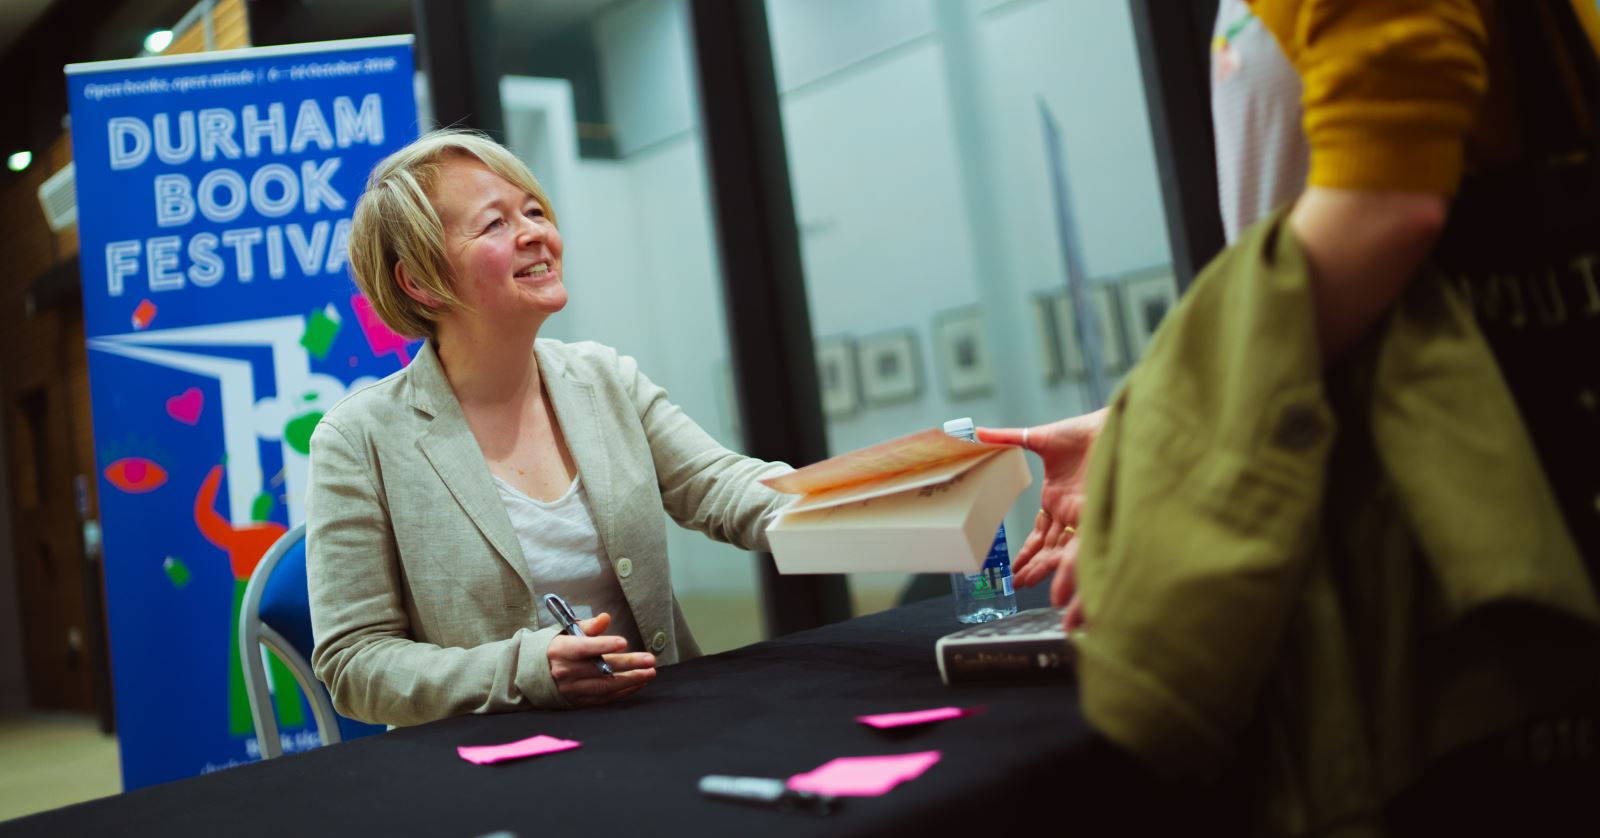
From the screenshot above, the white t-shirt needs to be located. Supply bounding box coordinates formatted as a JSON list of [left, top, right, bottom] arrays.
[[493, 475, 644, 653], [1211, 0, 1309, 243]]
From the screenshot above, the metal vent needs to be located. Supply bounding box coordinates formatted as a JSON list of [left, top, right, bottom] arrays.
[[37, 161, 77, 232]]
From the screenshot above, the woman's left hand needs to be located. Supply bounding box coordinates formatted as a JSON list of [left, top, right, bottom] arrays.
[[547, 613, 657, 707]]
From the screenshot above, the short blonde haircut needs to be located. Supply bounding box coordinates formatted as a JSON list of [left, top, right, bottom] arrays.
[[346, 129, 558, 339]]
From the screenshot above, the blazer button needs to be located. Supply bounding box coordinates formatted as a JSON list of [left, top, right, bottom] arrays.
[[649, 630, 668, 653], [616, 557, 633, 578]]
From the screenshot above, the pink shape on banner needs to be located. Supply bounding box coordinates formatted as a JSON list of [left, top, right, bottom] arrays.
[[787, 751, 942, 797], [103, 457, 168, 494], [351, 294, 413, 365], [856, 706, 980, 729], [166, 387, 203, 425], [457, 734, 580, 765]]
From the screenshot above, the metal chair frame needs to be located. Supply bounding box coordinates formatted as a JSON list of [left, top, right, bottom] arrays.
[[238, 523, 346, 759]]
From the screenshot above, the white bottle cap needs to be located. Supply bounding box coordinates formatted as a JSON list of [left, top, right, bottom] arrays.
[[943, 417, 975, 439]]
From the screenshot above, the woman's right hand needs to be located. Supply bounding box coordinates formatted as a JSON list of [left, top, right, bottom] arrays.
[[547, 613, 656, 707]]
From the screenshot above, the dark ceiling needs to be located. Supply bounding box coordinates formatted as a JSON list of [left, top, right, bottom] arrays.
[[0, 0, 416, 164]]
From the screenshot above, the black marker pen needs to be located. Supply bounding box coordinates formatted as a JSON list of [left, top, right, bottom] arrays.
[[698, 775, 836, 815], [542, 592, 614, 676]]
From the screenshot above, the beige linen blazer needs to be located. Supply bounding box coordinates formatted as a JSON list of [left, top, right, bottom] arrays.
[[307, 338, 791, 727]]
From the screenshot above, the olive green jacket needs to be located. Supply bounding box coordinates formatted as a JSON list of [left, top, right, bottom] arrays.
[[1074, 209, 1600, 835]]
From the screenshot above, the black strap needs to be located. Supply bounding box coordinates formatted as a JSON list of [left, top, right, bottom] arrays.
[[1499, 0, 1600, 159]]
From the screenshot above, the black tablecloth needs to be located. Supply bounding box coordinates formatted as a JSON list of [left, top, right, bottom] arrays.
[[6, 587, 1101, 837]]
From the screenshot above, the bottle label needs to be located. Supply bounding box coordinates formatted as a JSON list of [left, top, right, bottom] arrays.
[[965, 523, 1013, 600]]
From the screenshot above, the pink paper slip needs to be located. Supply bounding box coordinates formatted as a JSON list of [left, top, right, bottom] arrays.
[[856, 706, 979, 729], [457, 734, 580, 766], [786, 751, 942, 797]]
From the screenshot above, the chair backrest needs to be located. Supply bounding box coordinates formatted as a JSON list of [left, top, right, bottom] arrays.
[[239, 523, 384, 758]]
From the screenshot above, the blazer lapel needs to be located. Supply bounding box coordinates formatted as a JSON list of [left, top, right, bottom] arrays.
[[537, 342, 619, 556], [409, 341, 536, 594]]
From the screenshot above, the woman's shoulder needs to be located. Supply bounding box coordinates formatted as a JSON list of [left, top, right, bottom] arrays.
[[535, 338, 629, 379], [319, 363, 418, 437]]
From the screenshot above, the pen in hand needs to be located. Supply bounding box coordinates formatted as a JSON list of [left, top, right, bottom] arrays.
[[542, 593, 615, 676]]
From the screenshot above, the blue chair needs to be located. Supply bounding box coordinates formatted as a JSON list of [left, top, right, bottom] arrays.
[[239, 523, 385, 758]]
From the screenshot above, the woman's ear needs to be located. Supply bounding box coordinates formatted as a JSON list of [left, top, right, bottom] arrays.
[[395, 262, 442, 309]]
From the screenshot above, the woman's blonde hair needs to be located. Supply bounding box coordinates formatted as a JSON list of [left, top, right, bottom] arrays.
[[346, 128, 557, 338]]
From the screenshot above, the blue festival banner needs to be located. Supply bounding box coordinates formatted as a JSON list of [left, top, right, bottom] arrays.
[[65, 36, 419, 789]]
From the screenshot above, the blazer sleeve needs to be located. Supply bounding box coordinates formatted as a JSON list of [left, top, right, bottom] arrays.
[[306, 414, 570, 727], [612, 351, 793, 552]]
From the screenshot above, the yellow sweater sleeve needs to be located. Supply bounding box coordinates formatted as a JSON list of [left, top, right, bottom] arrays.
[[1249, 0, 1488, 195]]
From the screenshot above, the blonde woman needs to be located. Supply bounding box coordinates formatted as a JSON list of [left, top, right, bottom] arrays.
[[307, 129, 791, 727]]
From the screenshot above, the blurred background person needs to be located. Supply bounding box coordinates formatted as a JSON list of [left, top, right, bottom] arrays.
[[986, 1, 1600, 832]]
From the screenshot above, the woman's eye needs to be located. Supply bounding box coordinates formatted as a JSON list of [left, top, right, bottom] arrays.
[[484, 218, 505, 232], [525, 207, 544, 219]]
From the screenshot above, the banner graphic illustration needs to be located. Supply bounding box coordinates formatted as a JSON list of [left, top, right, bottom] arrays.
[[66, 36, 418, 789]]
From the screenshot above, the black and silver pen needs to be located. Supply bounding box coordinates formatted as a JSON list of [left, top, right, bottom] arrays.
[[698, 775, 836, 815], [541, 592, 615, 676]]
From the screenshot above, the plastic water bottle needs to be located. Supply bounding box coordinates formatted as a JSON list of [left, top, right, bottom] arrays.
[[945, 417, 1018, 624]]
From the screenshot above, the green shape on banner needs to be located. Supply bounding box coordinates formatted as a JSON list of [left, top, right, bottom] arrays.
[[251, 492, 273, 522], [284, 411, 324, 456], [299, 305, 341, 360], [162, 556, 191, 589], [229, 581, 252, 736]]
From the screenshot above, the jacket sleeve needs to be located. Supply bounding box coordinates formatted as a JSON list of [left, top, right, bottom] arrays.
[[1073, 210, 1337, 776], [306, 414, 570, 727], [612, 351, 793, 552]]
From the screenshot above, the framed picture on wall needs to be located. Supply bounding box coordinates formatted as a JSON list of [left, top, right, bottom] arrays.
[[1091, 284, 1127, 372], [933, 306, 994, 400], [1118, 267, 1178, 357], [1049, 286, 1124, 375], [1030, 294, 1063, 385], [856, 329, 921, 407], [814, 336, 859, 420]]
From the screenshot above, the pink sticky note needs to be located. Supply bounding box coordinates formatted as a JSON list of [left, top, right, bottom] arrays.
[[456, 734, 580, 765], [787, 751, 942, 797], [856, 706, 978, 729]]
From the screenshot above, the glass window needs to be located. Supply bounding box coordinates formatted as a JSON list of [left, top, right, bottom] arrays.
[[475, 0, 762, 652], [767, 0, 1174, 613]]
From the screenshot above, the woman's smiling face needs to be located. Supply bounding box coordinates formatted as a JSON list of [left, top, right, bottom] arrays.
[[431, 154, 567, 330]]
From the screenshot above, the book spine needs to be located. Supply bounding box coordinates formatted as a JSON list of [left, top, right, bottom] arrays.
[[938, 638, 1073, 685]]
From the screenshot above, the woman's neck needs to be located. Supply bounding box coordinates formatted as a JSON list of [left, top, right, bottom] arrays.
[[433, 317, 544, 408]]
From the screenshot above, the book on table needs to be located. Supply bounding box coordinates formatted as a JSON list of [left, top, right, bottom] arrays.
[[936, 606, 1076, 685], [760, 427, 1031, 575]]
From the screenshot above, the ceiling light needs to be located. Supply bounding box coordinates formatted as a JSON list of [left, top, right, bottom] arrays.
[[144, 30, 173, 54], [7, 151, 30, 172]]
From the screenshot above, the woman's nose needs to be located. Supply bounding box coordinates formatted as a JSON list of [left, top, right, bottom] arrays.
[[516, 215, 544, 244]]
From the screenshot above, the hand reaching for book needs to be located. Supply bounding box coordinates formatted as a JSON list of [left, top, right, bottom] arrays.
[[978, 409, 1105, 629]]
